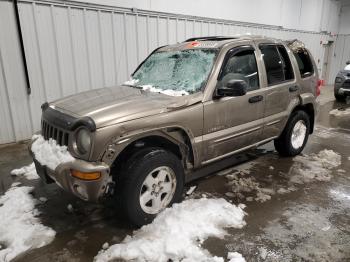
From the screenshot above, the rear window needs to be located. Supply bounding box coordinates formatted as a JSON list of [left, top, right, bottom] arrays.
[[259, 45, 294, 86], [293, 50, 314, 78]]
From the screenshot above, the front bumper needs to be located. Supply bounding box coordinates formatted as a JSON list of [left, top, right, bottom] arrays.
[[338, 87, 350, 96], [29, 144, 112, 202]]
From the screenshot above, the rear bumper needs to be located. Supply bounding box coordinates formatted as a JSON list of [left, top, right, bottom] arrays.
[[29, 143, 112, 202]]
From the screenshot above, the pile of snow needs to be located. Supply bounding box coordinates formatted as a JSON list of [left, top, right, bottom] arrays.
[[290, 149, 341, 183], [329, 107, 350, 117], [0, 185, 55, 261], [124, 79, 189, 97], [31, 135, 74, 170], [95, 198, 246, 262], [10, 163, 38, 180]]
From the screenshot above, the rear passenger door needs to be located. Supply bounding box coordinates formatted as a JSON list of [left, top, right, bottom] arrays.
[[257, 43, 298, 140]]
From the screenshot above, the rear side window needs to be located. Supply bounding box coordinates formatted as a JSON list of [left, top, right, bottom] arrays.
[[260, 45, 294, 86], [293, 50, 314, 78]]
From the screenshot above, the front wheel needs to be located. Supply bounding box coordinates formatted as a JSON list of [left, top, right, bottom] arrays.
[[274, 110, 310, 156], [119, 148, 184, 226]]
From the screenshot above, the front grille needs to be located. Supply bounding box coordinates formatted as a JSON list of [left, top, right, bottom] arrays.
[[41, 119, 69, 146]]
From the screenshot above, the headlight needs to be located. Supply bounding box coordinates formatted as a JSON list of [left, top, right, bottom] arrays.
[[335, 77, 342, 83], [76, 128, 91, 155]]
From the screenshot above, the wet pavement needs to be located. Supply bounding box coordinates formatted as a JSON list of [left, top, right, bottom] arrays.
[[0, 85, 350, 261]]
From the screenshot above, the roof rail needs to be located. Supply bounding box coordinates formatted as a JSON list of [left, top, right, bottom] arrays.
[[184, 36, 237, 42]]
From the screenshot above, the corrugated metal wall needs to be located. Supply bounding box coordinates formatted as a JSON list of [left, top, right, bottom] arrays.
[[0, 0, 341, 144], [329, 34, 350, 82]]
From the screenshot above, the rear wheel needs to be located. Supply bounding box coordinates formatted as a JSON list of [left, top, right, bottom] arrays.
[[274, 110, 310, 156], [118, 147, 184, 226]]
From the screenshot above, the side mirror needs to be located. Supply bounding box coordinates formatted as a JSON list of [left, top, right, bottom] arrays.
[[216, 80, 248, 97], [346, 61, 350, 65]]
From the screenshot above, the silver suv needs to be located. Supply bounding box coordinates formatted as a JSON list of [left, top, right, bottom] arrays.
[[31, 36, 319, 225]]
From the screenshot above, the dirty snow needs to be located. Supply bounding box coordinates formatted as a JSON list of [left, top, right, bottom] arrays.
[[31, 135, 74, 170], [226, 173, 275, 203], [10, 163, 38, 180], [0, 185, 55, 261], [95, 198, 246, 262], [262, 203, 350, 261], [329, 107, 350, 117], [290, 149, 341, 183], [224, 149, 341, 203]]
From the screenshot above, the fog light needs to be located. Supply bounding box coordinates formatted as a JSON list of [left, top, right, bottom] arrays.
[[71, 170, 101, 180]]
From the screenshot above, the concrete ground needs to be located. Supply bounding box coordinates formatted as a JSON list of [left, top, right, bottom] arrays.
[[0, 85, 349, 262]]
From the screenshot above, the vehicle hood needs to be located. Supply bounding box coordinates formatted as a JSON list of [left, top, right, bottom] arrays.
[[338, 70, 350, 77], [50, 85, 202, 128]]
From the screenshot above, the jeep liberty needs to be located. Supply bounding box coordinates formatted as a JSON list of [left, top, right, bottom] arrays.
[[30, 36, 320, 226]]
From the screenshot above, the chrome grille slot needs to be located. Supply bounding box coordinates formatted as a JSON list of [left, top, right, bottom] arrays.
[[41, 119, 69, 146]]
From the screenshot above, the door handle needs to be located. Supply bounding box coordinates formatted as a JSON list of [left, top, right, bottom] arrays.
[[289, 85, 299, 92], [248, 95, 263, 103]]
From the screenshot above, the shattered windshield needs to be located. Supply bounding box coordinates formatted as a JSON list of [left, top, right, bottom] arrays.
[[126, 49, 217, 96]]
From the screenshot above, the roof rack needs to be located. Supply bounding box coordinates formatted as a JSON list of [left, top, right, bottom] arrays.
[[184, 36, 237, 42]]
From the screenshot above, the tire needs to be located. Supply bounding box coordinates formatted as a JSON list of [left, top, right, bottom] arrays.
[[274, 110, 310, 157], [118, 147, 184, 226]]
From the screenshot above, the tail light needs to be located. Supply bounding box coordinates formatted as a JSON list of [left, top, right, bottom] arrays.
[[316, 79, 322, 97]]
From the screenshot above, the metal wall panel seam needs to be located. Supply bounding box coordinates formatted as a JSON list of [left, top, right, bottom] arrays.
[[0, 47, 16, 142], [50, 4, 63, 98], [146, 15, 150, 53], [110, 11, 118, 85], [135, 14, 140, 64], [31, 2, 47, 101], [66, 6, 78, 94], [123, 12, 129, 77], [82, 8, 93, 90], [97, 10, 106, 87], [156, 16, 160, 46]]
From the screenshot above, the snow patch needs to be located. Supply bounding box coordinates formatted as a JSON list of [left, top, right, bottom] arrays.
[[95, 198, 246, 262], [31, 135, 74, 170], [0, 185, 55, 261], [124, 79, 189, 96], [329, 107, 350, 117], [290, 149, 341, 184], [10, 163, 39, 180]]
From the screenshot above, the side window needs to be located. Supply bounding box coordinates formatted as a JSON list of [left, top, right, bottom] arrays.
[[217, 49, 259, 92], [260, 45, 294, 86], [293, 50, 314, 78]]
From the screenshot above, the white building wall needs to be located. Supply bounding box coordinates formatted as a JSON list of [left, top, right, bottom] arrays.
[[0, 0, 343, 144]]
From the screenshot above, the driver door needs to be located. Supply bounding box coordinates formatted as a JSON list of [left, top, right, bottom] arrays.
[[201, 45, 265, 164]]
